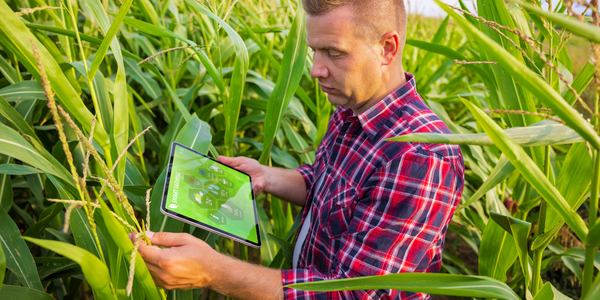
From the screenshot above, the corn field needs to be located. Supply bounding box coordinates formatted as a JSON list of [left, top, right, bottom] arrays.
[[1, 0, 600, 299]]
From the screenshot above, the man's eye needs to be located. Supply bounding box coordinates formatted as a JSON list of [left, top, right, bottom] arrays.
[[328, 51, 341, 58]]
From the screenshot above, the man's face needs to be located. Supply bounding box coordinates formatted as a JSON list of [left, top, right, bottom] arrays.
[[306, 5, 383, 114]]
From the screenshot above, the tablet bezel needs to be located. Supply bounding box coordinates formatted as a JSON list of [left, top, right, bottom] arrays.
[[160, 142, 261, 248]]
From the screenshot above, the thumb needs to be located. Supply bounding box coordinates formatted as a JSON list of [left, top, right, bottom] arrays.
[[148, 231, 192, 247], [217, 155, 242, 168]]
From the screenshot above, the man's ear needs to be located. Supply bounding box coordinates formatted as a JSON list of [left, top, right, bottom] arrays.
[[380, 31, 400, 65]]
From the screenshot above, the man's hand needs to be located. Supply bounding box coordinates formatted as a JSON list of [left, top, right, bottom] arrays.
[[134, 231, 218, 290], [217, 156, 267, 195], [132, 231, 285, 299], [217, 156, 308, 207]]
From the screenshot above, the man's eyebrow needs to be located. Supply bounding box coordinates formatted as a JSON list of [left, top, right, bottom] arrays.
[[308, 45, 346, 52]]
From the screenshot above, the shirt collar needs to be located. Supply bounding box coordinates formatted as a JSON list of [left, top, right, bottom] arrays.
[[341, 73, 417, 140]]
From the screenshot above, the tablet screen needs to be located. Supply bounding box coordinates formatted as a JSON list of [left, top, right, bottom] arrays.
[[161, 142, 260, 247]]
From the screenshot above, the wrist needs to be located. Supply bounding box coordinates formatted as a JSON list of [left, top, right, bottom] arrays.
[[261, 164, 272, 194]]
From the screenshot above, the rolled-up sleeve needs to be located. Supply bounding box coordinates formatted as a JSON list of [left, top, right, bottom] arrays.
[[296, 163, 315, 192], [282, 149, 463, 300]]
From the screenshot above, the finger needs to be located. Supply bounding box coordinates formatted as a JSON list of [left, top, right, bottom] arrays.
[[127, 232, 136, 244], [137, 241, 165, 266], [150, 231, 194, 247], [217, 155, 243, 168]]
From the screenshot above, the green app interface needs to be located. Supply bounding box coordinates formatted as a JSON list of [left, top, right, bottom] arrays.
[[166, 145, 258, 244]]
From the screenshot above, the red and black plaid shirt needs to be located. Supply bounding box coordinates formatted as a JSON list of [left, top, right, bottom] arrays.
[[281, 73, 464, 299]]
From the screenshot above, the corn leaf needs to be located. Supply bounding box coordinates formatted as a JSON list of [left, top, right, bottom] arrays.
[[23, 237, 115, 299], [0, 207, 43, 291], [0, 81, 45, 102], [282, 118, 315, 164], [479, 217, 518, 282], [286, 273, 519, 300], [564, 62, 594, 106], [0, 0, 109, 149], [258, 4, 307, 163], [459, 97, 589, 240], [490, 212, 532, 291], [0, 285, 55, 300], [460, 155, 515, 209], [0, 122, 72, 184], [0, 55, 18, 84], [387, 120, 583, 146], [533, 282, 572, 300], [436, 0, 600, 149], [0, 245, 4, 294], [0, 96, 40, 144], [185, 0, 249, 157], [23, 203, 62, 238], [520, 2, 600, 44], [96, 198, 162, 300]]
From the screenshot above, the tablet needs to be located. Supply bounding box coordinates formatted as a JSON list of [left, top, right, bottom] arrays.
[[161, 142, 261, 248]]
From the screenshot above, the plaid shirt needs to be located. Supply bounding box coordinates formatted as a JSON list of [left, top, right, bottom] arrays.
[[281, 73, 464, 300]]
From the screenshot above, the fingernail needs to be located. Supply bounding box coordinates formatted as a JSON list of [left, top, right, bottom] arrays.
[[145, 231, 154, 238]]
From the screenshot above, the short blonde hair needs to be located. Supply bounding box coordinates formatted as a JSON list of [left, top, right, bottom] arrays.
[[302, 0, 407, 44]]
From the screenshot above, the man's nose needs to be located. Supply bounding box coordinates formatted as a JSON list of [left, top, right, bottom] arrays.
[[310, 52, 329, 79]]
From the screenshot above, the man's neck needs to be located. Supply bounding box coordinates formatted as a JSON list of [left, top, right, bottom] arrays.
[[352, 69, 407, 115]]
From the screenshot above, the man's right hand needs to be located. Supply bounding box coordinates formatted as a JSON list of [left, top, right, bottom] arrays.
[[216, 156, 308, 207], [217, 156, 267, 195]]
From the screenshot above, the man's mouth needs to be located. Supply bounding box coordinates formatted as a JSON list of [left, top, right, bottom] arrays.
[[319, 84, 334, 94]]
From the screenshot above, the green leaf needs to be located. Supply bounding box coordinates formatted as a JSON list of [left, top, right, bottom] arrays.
[[0, 96, 40, 143], [23, 204, 62, 238], [0, 206, 43, 291], [0, 285, 55, 300], [387, 120, 583, 146], [0, 164, 44, 175], [286, 273, 519, 300], [458, 97, 589, 240], [545, 143, 593, 230], [0, 55, 19, 84], [87, 0, 134, 80], [0, 156, 12, 211], [531, 222, 563, 251], [0, 0, 110, 150], [534, 282, 572, 300], [564, 62, 594, 106], [23, 237, 116, 299], [282, 118, 315, 164], [258, 3, 307, 163], [436, 0, 600, 149], [490, 212, 532, 291], [479, 217, 518, 282], [0, 81, 45, 102], [0, 237, 5, 293], [97, 198, 162, 300], [460, 155, 515, 209], [0, 122, 73, 186], [185, 0, 249, 157], [520, 2, 600, 44]]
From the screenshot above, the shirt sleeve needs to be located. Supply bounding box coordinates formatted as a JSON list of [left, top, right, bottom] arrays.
[[296, 163, 315, 192], [282, 149, 463, 300]]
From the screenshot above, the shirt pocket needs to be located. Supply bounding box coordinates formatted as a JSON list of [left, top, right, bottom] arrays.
[[320, 177, 357, 238]]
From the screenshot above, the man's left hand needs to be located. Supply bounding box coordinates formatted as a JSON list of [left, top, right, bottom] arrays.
[[132, 231, 219, 290]]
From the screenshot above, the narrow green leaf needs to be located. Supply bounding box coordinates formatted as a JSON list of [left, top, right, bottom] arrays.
[[387, 120, 583, 146], [286, 273, 519, 300], [0, 235, 5, 293], [533, 282, 572, 300], [258, 3, 307, 163], [23, 204, 62, 238], [459, 97, 589, 240], [185, 0, 249, 157], [0, 122, 72, 187], [282, 118, 315, 164], [545, 143, 593, 230], [0, 81, 45, 102], [460, 155, 515, 209], [531, 222, 563, 251], [0, 285, 55, 300], [87, 0, 134, 80], [23, 237, 115, 299], [520, 2, 600, 44], [0, 95, 40, 144], [0, 0, 109, 150], [436, 0, 600, 149], [97, 198, 161, 300], [0, 206, 43, 291], [490, 212, 532, 291], [479, 218, 518, 282], [0, 55, 19, 84], [563, 62, 594, 106]]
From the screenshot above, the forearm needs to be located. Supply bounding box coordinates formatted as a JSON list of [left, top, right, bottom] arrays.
[[262, 166, 307, 207], [209, 252, 284, 300]]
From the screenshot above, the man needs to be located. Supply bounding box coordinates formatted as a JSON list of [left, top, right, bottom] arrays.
[[136, 0, 464, 299]]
